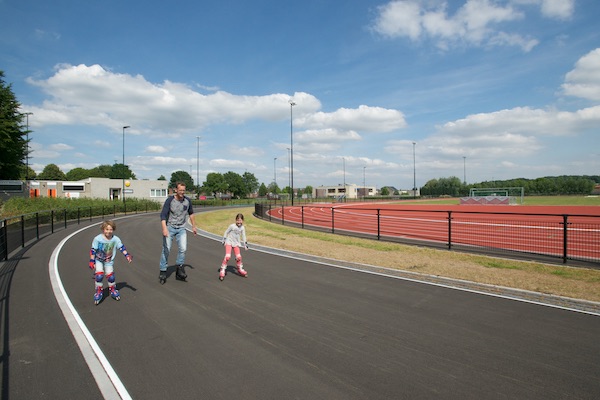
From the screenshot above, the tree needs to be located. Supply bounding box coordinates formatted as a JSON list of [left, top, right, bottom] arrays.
[[223, 171, 245, 198], [242, 171, 259, 196], [267, 182, 280, 194], [110, 163, 136, 180], [19, 165, 36, 180], [158, 175, 166, 180], [88, 164, 113, 178], [203, 172, 228, 195], [303, 185, 313, 195], [380, 187, 390, 196], [38, 163, 66, 180], [66, 167, 91, 181], [258, 182, 268, 196], [0, 71, 27, 179], [169, 170, 194, 190]]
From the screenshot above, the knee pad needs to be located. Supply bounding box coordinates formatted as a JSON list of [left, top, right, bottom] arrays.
[[224, 254, 231, 262], [235, 255, 242, 262], [95, 273, 104, 283], [107, 273, 115, 283]]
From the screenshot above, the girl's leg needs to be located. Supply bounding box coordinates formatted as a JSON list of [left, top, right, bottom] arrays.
[[219, 245, 233, 280], [222, 244, 233, 267], [234, 246, 242, 268], [234, 247, 247, 276]]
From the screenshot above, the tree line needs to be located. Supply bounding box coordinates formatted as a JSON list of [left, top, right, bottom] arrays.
[[420, 175, 599, 197]]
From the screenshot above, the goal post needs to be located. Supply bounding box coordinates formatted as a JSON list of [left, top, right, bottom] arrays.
[[464, 187, 524, 205]]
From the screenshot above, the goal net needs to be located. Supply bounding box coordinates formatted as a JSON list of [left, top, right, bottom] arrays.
[[461, 187, 524, 205]]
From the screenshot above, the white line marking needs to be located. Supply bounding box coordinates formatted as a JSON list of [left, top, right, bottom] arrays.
[[49, 223, 132, 400]]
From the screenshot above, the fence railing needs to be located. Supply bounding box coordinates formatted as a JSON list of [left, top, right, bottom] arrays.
[[254, 203, 600, 267], [0, 203, 161, 261]]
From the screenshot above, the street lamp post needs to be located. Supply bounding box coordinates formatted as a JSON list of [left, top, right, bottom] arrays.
[[274, 157, 277, 186], [23, 112, 33, 180], [463, 156, 466, 185], [287, 148, 290, 196], [289, 100, 296, 205], [343, 157, 346, 198], [412, 142, 416, 199], [363, 166, 366, 200], [122, 125, 130, 203], [197, 136, 201, 195]]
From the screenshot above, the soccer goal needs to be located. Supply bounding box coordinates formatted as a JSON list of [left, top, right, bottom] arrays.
[[462, 187, 524, 205]]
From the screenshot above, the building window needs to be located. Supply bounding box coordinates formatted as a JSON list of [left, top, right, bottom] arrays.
[[62, 184, 85, 191], [151, 188, 167, 197]]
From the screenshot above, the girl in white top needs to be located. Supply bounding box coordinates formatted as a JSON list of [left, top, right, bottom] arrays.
[[219, 213, 248, 280]]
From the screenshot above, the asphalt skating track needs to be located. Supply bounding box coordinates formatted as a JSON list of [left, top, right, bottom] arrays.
[[2, 212, 600, 399]]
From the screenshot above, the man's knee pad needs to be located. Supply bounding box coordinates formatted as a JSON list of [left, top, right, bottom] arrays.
[[107, 273, 115, 283], [95, 273, 104, 283]]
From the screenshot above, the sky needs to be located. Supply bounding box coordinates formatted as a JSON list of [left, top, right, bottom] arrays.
[[1, 0, 599, 191]]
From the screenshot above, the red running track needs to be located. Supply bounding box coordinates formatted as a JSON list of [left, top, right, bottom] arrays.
[[268, 203, 600, 263]]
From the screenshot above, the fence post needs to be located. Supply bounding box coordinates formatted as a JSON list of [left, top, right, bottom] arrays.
[[64, 209, 67, 229], [36, 212, 39, 239], [51, 210, 55, 233], [21, 215, 25, 248], [562, 215, 569, 264], [447, 211, 452, 250], [1, 219, 7, 261], [377, 209, 381, 240], [331, 207, 335, 234], [78, 207, 81, 224], [281, 205, 285, 225], [301, 206, 304, 229]]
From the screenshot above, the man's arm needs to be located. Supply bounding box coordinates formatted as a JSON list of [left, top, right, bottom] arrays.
[[189, 213, 197, 235]]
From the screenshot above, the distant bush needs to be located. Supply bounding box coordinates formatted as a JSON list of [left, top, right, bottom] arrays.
[[0, 197, 161, 219]]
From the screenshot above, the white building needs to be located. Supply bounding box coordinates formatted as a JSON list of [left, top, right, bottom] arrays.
[[313, 184, 377, 200], [27, 178, 169, 202]]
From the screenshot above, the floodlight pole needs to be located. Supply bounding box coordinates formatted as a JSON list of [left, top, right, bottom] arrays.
[[197, 136, 201, 194], [412, 142, 416, 199], [363, 166, 366, 199], [289, 100, 296, 205], [463, 156, 466, 185], [23, 112, 33, 180], [122, 126, 130, 203]]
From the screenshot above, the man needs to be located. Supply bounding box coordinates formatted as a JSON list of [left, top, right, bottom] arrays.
[[159, 182, 197, 284]]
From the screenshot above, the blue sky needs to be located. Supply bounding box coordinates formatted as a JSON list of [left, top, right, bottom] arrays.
[[1, 0, 599, 190]]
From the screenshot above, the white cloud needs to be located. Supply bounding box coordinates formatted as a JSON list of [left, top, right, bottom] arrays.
[[25, 64, 322, 133], [146, 145, 168, 153], [297, 105, 406, 132], [562, 48, 600, 101], [49, 143, 74, 151], [539, 0, 575, 19], [441, 105, 600, 137], [372, 0, 571, 51]]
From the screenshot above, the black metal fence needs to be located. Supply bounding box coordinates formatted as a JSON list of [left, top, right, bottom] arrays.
[[0, 203, 160, 261], [254, 203, 600, 267]]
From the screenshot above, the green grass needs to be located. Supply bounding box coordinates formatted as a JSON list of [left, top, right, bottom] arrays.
[[522, 195, 600, 206], [395, 195, 600, 206]]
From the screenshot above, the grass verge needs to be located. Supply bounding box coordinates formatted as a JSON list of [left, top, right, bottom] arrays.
[[198, 206, 600, 303]]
